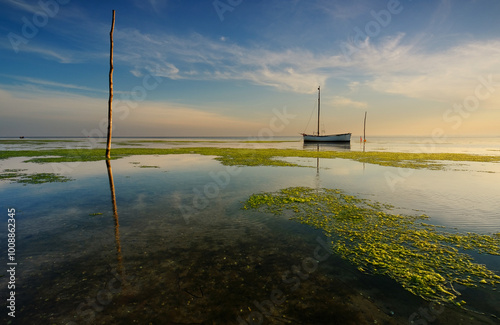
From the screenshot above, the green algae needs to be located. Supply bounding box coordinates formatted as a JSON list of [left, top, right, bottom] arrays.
[[3, 168, 28, 172], [243, 187, 500, 306], [18, 173, 72, 184], [1, 171, 73, 184], [1, 168, 72, 184], [0, 169, 28, 180], [0, 147, 499, 170], [0, 172, 22, 180]]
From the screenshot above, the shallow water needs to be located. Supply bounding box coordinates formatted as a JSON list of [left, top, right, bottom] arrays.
[[0, 140, 499, 324], [2, 136, 500, 155]]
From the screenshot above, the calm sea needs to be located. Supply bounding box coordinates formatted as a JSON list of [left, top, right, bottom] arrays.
[[0, 136, 499, 324], [2, 135, 500, 155]]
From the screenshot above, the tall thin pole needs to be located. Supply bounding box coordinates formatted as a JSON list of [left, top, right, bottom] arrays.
[[363, 111, 367, 142], [106, 10, 115, 160], [317, 86, 320, 136]]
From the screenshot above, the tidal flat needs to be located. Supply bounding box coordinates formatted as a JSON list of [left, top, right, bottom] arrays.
[[0, 138, 499, 324], [2, 146, 500, 168]]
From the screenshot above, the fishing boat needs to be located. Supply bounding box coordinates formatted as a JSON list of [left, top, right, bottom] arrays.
[[301, 86, 351, 143]]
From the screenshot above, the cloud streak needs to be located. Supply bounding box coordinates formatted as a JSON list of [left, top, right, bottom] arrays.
[[331, 96, 367, 109], [1, 74, 108, 94]]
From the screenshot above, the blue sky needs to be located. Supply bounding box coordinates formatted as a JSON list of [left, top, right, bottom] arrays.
[[1, 0, 499, 137]]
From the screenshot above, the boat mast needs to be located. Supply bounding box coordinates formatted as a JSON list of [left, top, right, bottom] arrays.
[[317, 86, 320, 136]]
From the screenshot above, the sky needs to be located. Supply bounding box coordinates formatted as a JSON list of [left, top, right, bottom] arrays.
[[1, 0, 500, 137]]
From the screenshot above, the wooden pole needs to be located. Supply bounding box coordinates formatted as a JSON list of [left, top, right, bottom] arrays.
[[363, 111, 367, 142], [106, 10, 115, 160]]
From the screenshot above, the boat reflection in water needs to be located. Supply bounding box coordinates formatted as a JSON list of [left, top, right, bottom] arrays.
[[302, 142, 351, 152], [302, 142, 351, 175]]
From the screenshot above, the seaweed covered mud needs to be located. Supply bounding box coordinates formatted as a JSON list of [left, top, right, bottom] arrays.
[[4, 147, 498, 186], [243, 187, 500, 311], [1, 147, 500, 169], [0, 168, 73, 184]]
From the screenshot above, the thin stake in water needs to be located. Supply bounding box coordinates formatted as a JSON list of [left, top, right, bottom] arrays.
[[106, 10, 115, 160]]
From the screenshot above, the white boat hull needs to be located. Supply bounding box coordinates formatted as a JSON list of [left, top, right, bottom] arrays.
[[302, 133, 351, 142]]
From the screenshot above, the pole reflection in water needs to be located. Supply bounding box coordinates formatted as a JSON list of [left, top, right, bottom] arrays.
[[302, 142, 353, 186], [315, 144, 320, 176], [105, 160, 126, 286], [315, 144, 321, 193]]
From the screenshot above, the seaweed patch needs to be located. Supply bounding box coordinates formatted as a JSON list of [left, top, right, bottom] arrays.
[[243, 187, 500, 306]]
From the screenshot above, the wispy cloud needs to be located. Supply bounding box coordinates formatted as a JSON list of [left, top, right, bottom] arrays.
[[116, 26, 500, 106], [26, 45, 76, 63], [0, 86, 271, 136], [0, 0, 109, 62], [348, 34, 500, 106], [347, 81, 360, 93], [114, 29, 346, 94], [426, 0, 452, 34], [331, 96, 367, 109], [0, 40, 79, 63], [132, 0, 169, 15], [4, 1, 499, 107], [0, 87, 106, 137], [127, 103, 265, 136], [0, 74, 108, 94], [317, 1, 371, 20], [1, 0, 41, 15]]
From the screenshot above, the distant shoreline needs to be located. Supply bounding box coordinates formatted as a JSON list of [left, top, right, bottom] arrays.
[[1, 135, 499, 138]]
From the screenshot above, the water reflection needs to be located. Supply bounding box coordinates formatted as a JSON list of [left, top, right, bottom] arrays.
[[303, 142, 367, 172], [3, 153, 499, 323], [105, 160, 126, 285], [302, 142, 352, 178], [303, 142, 351, 151]]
